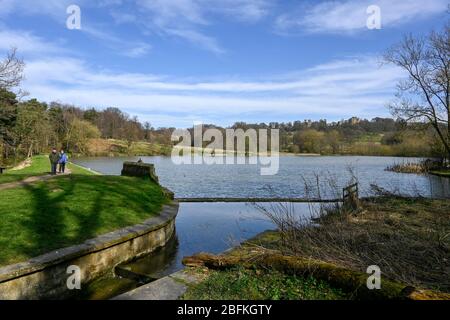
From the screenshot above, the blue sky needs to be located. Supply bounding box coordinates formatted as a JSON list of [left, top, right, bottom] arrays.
[[0, 0, 448, 128]]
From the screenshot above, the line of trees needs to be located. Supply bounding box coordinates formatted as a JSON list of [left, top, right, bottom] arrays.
[[191, 118, 442, 157], [4, 76, 440, 161], [0, 86, 178, 163], [0, 23, 448, 163], [0, 89, 100, 161], [0, 49, 176, 163]]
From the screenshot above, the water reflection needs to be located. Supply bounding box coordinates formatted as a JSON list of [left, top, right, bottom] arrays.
[[120, 202, 314, 279]]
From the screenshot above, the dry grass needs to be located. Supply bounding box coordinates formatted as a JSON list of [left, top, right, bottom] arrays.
[[86, 138, 172, 157], [256, 197, 450, 293], [385, 159, 446, 174]]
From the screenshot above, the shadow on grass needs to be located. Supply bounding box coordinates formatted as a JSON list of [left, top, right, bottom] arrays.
[[21, 179, 76, 256], [0, 173, 50, 185], [16, 175, 167, 260]]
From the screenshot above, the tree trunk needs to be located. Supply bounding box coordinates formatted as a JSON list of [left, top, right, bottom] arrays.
[[447, 112, 450, 162], [27, 142, 33, 158]]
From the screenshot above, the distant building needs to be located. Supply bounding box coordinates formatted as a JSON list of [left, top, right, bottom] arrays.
[[349, 117, 360, 125]]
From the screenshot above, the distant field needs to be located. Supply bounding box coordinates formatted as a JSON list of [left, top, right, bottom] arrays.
[[356, 133, 384, 143], [87, 139, 172, 157]]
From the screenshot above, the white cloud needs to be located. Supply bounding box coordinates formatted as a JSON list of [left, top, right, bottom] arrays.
[[209, 0, 272, 22], [0, 30, 63, 54], [82, 26, 152, 58], [275, 0, 448, 34], [0, 0, 78, 21], [129, 0, 272, 53], [110, 11, 138, 24], [0, 0, 272, 55], [136, 0, 272, 25], [21, 55, 404, 127], [0, 1, 151, 58], [165, 28, 225, 54]]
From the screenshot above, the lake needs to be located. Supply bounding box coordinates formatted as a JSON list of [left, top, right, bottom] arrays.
[[77, 201, 316, 299], [121, 202, 314, 279], [73, 155, 450, 199], [72, 155, 449, 298]]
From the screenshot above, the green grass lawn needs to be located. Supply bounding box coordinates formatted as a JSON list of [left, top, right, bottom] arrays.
[[0, 155, 50, 184], [0, 155, 96, 184], [0, 175, 170, 266], [182, 267, 347, 300]]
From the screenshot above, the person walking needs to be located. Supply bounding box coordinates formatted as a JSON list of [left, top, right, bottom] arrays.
[[49, 149, 60, 175], [59, 150, 68, 174]]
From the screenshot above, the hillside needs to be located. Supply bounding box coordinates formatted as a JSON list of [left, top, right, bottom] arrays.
[[86, 139, 172, 157]]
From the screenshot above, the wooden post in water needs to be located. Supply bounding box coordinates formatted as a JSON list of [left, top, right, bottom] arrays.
[[342, 183, 359, 211]]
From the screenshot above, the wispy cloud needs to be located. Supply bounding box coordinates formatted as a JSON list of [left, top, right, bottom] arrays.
[[82, 26, 152, 58], [0, 0, 77, 21], [0, 29, 64, 54], [210, 0, 273, 22], [119, 0, 272, 53], [164, 28, 225, 54], [21, 55, 404, 127], [0, 1, 151, 58], [0, 0, 271, 54], [275, 0, 448, 34]]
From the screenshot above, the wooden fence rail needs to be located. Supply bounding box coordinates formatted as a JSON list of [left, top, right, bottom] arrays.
[[342, 183, 359, 210]]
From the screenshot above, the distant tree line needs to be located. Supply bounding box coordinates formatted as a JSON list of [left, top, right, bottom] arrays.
[[0, 87, 177, 163], [1, 21, 448, 164], [187, 118, 444, 157], [0, 87, 445, 164]]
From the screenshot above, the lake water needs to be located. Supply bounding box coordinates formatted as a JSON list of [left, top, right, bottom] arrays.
[[78, 201, 315, 299], [72, 155, 449, 298], [123, 202, 314, 279], [73, 155, 450, 199]]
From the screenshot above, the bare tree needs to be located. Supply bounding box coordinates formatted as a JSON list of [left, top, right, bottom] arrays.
[[384, 24, 450, 160], [0, 48, 25, 90]]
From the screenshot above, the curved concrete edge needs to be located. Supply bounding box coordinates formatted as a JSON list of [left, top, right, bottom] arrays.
[[0, 201, 179, 300], [112, 269, 203, 300]]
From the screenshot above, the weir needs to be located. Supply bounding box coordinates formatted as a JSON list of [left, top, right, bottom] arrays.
[[175, 197, 342, 203]]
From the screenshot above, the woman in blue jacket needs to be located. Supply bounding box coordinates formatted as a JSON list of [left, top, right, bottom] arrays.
[[59, 150, 69, 174]]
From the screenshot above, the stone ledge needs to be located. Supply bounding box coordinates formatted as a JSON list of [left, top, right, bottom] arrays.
[[0, 202, 179, 284], [121, 161, 159, 183], [112, 269, 203, 300]]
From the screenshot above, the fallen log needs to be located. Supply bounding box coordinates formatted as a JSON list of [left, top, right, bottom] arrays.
[[182, 252, 450, 300]]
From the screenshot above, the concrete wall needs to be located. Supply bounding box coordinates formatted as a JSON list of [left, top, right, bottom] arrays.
[[121, 161, 174, 200], [0, 202, 179, 300], [121, 162, 159, 183]]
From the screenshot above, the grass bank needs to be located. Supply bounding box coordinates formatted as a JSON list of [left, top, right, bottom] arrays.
[[182, 267, 347, 300], [86, 139, 172, 157], [0, 168, 170, 267], [0, 155, 97, 184], [182, 197, 450, 299]]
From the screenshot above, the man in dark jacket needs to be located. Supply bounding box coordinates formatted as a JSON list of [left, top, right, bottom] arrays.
[[49, 149, 60, 175]]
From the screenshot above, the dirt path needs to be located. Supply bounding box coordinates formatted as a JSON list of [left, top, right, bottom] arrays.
[[0, 169, 72, 191], [10, 158, 32, 171]]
